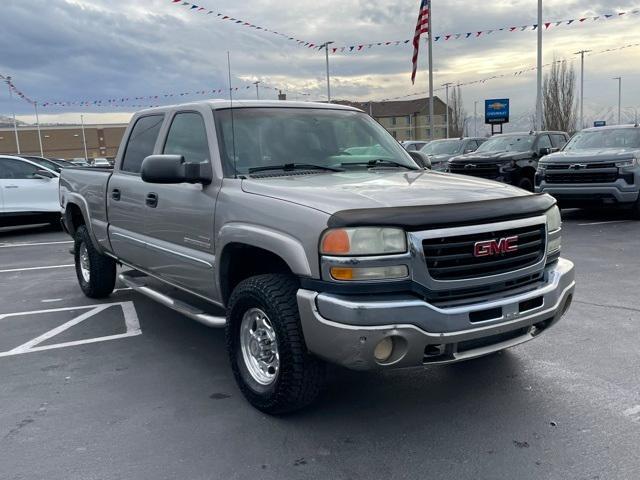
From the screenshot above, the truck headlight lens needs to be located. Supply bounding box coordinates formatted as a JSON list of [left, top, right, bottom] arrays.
[[546, 206, 562, 254], [321, 228, 407, 256], [615, 158, 638, 168]]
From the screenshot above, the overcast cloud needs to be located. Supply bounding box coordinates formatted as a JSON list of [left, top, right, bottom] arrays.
[[2, 0, 640, 129]]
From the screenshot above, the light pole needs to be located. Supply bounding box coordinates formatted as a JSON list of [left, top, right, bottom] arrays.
[[535, 0, 543, 131], [253, 81, 261, 100], [34, 101, 44, 157], [6, 76, 21, 154], [474, 100, 478, 137], [322, 41, 334, 102], [613, 77, 622, 124], [80, 114, 89, 162], [442, 82, 452, 138], [574, 50, 591, 130]]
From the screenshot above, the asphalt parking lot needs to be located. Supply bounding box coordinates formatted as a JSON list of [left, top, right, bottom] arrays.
[[0, 211, 638, 480]]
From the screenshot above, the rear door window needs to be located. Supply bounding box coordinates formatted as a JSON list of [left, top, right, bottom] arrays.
[[121, 115, 164, 173], [163, 112, 210, 163], [551, 134, 568, 149]]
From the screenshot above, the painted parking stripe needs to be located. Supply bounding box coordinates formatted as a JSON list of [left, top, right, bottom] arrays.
[[578, 220, 629, 226], [0, 264, 74, 274], [0, 301, 141, 358], [0, 240, 73, 248]]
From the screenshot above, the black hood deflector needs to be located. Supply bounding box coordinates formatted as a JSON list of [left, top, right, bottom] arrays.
[[327, 193, 556, 231]]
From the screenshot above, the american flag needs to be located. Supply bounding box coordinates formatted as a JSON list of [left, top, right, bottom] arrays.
[[411, 0, 430, 84]]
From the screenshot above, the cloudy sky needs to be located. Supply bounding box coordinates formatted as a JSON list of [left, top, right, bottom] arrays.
[[2, 0, 640, 129]]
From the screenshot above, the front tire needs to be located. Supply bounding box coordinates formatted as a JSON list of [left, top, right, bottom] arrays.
[[74, 225, 116, 298], [226, 274, 325, 414], [517, 176, 534, 192], [630, 196, 640, 220]]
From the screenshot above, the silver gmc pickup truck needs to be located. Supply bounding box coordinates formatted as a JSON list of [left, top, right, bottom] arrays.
[[536, 124, 640, 218], [60, 100, 575, 414]]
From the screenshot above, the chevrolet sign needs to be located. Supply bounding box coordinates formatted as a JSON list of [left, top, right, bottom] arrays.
[[485, 98, 510, 125]]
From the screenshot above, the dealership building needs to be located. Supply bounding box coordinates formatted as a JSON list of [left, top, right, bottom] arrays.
[[0, 123, 127, 160]]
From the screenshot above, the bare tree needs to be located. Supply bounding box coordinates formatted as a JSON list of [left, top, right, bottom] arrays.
[[450, 85, 466, 137], [542, 59, 577, 133]]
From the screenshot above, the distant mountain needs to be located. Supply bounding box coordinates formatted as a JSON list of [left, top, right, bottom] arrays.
[[0, 115, 28, 128]]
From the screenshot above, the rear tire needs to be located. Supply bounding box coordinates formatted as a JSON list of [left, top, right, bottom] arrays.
[[226, 274, 325, 414], [74, 225, 116, 298]]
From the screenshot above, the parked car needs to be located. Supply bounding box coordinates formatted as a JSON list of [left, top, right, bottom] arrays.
[[60, 100, 575, 414], [0, 155, 61, 227], [21, 155, 70, 173], [70, 158, 90, 167], [420, 137, 487, 171], [400, 140, 429, 151], [448, 131, 569, 191], [536, 125, 640, 218], [91, 157, 112, 168]]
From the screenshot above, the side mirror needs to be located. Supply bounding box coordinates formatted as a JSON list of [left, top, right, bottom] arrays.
[[538, 147, 552, 156], [141, 155, 212, 184], [408, 150, 432, 169], [34, 169, 56, 179]]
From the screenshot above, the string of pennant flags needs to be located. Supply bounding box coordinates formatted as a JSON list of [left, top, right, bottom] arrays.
[[5, 41, 640, 111], [168, 0, 640, 54], [380, 42, 640, 102], [1, 73, 36, 106]]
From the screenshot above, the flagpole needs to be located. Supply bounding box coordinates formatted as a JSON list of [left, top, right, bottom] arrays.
[[427, 1, 434, 141], [34, 101, 44, 157]]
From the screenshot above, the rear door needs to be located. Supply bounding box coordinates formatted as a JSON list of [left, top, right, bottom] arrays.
[[107, 114, 164, 268], [142, 108, 218, 298], [0, 158, 59, 214]]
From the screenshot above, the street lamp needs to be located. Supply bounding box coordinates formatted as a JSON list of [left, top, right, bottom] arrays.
[[321, 41, 334, 102], [613, 77, 622, 124], [442, 82, 452, 138], [574, 50, 591, 129], [5, 76, 21, 154]]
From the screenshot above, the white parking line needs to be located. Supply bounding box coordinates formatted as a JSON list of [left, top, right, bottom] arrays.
[[0, 240, 73, 248], [0, 264, 74, 274], [0, 302, 141, 358], [578, 220, 629, 226]]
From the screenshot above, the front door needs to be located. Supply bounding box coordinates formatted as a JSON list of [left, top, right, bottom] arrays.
[[142, 109, 218, 299], [0, 158, 59, 214], [107, 114, 165, 269]]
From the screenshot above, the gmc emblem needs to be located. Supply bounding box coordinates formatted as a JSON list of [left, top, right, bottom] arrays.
[[474, 236, 519, 257]]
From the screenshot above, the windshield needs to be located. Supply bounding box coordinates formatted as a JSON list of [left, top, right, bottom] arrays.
[[564, 128, 640, 150], [476, 135, 534, 153], [421, 139, 463, 155], [214, 108, 419, 176]]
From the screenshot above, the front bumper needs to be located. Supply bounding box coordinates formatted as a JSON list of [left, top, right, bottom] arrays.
[[297, 258, 575, 370], [536, 177, 639, 206]]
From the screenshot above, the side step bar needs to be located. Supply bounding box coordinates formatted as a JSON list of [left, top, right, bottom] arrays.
[[118, 271, 226, 328]]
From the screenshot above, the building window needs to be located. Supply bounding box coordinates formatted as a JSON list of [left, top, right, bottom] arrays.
[[406, 115, 411, 125], [391, 117, 397, 126], [392, 131, 397, 139], [405, 130, 412, 138]]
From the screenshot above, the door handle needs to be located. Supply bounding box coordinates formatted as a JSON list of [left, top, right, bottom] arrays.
[[145, 192, 158, 208], [5, 185, 19, 189], [111, 189, 121, 201]]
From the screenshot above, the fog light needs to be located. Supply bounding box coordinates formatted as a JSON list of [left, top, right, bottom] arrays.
[[374, 337, 394, 362]]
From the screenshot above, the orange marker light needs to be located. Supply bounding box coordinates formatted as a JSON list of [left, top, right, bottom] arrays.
[[330, 267, 354, 280], [321, 229, 350, 254]]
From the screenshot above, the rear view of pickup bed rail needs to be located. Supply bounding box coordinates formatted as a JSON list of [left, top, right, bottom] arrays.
[[60, 100, 575, 414]]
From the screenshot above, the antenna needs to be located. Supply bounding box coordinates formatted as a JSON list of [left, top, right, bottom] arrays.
[[227, 51, 238, 179]]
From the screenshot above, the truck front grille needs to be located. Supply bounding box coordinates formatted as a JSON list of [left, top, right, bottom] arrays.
[[545, 162, 616, 170], [423, 224, 546, 281], [449, 163, 500, 179], [544, 172, 618, 184]]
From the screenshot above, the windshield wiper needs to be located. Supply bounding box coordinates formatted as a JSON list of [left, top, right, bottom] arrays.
[[341, 159, 416, 170], [248, 163, 344, 174]]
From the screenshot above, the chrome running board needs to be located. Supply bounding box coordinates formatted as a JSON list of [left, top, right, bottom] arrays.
[[118, 271, 226, 328]]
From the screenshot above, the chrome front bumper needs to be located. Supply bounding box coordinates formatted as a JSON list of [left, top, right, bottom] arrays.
[[297, 258, 575, 370]]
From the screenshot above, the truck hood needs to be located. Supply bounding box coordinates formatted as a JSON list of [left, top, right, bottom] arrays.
[[544, 147, 639, 163], [241, 170, 529, 214], [449, 151, 531, 163]]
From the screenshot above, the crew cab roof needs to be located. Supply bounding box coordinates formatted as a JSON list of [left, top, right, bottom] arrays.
[[134, 100, 363, 116], [492, 131, 568, 137]]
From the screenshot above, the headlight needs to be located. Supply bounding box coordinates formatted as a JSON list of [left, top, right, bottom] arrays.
[[321, 227, 407, 256], [545, 206, 562, 254], [538, 162, 548, 171], [615, 157, 638, 168]]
